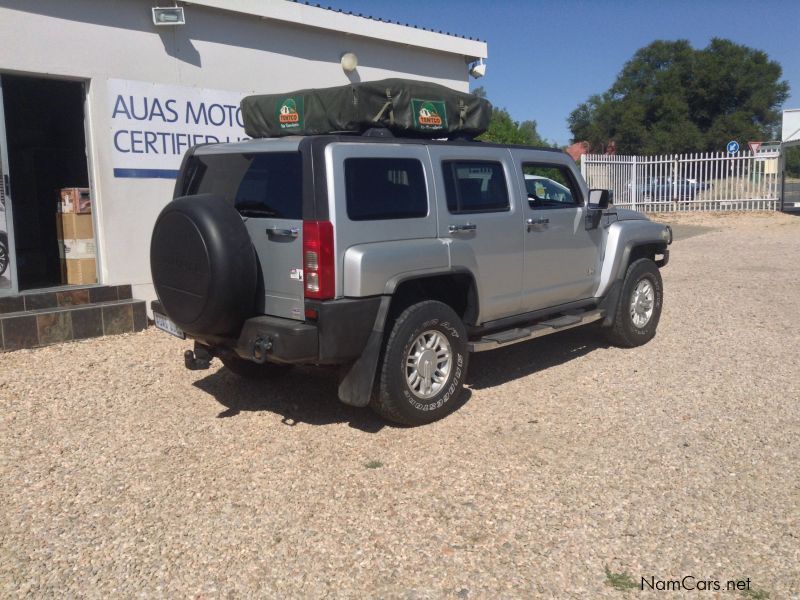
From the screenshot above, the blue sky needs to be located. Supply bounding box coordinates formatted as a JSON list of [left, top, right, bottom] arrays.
[[325, 0, 800, 146]]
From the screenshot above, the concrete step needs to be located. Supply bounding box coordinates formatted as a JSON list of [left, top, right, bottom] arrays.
[[0, 285, 147, 352], [0, 284, 134, 314]]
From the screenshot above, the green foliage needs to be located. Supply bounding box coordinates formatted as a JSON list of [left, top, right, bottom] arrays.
[[604, 566, 638, 591], [785, 146, 800, 179], [740, 584, 770, 599], [477, 107, 547, 146], [568, 39, 789, 154], [472, 85, 556, 148], [471, 85, 487, 99]]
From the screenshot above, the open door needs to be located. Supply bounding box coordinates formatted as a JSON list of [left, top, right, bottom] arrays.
[[0, 74, 94, 292], [0, 76, 19, 295]]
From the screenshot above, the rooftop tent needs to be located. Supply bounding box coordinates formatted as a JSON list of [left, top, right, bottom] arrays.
[[241, 78, 492, 139]]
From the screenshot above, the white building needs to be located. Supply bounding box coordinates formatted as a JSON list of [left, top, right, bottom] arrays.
[[0, 0, 486, 303]]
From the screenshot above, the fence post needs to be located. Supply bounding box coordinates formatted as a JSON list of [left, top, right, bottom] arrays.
[[778, 145, 785, 212], [581, 154, 587, 182], [630, 155, 637, 211]]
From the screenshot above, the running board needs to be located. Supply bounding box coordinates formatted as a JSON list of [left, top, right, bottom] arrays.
[[468, 309, 604, 353]]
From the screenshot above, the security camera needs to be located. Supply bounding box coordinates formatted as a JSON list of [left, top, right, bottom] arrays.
[[470, 59, 486, 78]]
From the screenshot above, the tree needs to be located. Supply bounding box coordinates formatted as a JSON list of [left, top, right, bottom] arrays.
[[786, 146, 800, 179], [478, 108, 546, 146], [471, 86, 546, 146], [568, 39, 789, 155]]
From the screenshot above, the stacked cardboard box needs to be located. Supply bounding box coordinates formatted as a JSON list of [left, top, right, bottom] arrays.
[[57, 187, 96, 285], [59, 187, 92, 214]]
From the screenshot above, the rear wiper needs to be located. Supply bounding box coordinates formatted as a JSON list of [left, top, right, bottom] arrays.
[[237, 207, 278, 217]]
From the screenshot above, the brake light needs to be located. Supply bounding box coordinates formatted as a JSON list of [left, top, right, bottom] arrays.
[[303, 220, 334, 300]]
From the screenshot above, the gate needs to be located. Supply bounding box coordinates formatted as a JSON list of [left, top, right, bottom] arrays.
[[582, 150, 781, 212]]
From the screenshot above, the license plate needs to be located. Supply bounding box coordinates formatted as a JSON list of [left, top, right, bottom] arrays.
[[153, 311, 185, 339]]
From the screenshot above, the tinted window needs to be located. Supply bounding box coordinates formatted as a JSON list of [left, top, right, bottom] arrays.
[[443, 161, 510, 213], [345, 158, 427, 221], [183, 152, 302, 219], [523, 164, 580, 209]]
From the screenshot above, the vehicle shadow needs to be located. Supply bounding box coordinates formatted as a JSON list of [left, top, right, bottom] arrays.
[[193, 362, 475, 431], [192, 365, 390, 432], [192, 327, 597, 428], [466, 327, 608, 390]]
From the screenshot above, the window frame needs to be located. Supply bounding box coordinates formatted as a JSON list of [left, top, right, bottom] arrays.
[[442, 159, 511, 215], [522, 162, 585, 210]]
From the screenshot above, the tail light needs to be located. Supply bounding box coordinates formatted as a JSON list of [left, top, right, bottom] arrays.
[[303, 220, 335, 300]]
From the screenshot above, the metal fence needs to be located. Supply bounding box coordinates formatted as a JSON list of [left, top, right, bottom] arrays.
[[581, 150, 781, 212]]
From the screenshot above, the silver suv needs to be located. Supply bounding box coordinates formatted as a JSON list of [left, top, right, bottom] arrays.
[[150, 135, 672, 425]]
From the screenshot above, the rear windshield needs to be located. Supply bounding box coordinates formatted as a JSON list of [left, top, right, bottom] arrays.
[[182, 152, 302, 219]]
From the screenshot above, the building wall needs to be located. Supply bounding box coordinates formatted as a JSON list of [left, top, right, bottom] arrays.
[[0, 0, 471, 301]]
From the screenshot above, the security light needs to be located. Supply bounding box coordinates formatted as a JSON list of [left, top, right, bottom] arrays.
[[152, 6, 185, 26], [470, 58, 486, 79], [340, 52, 359, 73]]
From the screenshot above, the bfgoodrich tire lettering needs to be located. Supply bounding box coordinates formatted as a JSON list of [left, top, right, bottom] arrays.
[[604, 258, 663, 347], [371, 300, 469, 425]]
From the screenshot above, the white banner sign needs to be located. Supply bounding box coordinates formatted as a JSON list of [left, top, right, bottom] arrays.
[[108, 79, 249, 179]]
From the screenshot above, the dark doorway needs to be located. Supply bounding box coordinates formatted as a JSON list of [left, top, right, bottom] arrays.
[[1, 74, 90, 290]]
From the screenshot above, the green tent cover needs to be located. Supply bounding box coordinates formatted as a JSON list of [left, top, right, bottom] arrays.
[[241, 78, 492, 139]]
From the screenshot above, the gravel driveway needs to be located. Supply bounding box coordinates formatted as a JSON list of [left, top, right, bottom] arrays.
[[2, 212, 798, 598]]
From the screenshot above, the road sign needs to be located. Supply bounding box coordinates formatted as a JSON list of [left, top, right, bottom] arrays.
[[748, 141, 762, 153], [727, 140, 740, 154]]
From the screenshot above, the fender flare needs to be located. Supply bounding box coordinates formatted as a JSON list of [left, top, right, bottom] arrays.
[[337, 268, 479, 408], [596, 220, 670, 299]]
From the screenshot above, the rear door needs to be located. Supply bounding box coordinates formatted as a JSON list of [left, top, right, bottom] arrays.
[[427, 145, 523, 322], [184, 143, 305, 320]]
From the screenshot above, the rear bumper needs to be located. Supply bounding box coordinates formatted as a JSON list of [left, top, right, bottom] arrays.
[[235, 315, 319, 363], [152, 296, 381, 365]]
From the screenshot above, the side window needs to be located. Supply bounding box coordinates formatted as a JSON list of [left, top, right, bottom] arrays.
[[442, 161, 510, 213], [523, 164, 581, 209], [344, 158, 428, 221]]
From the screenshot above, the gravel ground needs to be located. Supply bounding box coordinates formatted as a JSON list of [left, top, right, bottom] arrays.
[[2, 211, 798, 598]]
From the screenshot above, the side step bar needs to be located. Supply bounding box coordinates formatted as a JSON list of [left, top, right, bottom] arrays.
[[468, 309, 604, 353]]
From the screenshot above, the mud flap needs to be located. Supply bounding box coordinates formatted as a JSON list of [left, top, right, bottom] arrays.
[[597, 279, 623, 327], [337, 296, 392, 407]]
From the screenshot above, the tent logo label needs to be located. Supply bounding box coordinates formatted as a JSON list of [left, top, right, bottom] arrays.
[[412, 99, 447, 130], [277, 97, 304, 129]]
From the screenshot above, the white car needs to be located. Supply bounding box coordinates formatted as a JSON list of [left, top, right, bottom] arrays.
[[524, 174, 575, 206]]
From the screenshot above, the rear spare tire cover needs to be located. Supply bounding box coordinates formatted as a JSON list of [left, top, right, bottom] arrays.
[[150, 194, 257, 336]]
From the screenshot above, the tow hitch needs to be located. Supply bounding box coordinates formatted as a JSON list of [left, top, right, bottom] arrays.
[[184, 343, 214, 370]]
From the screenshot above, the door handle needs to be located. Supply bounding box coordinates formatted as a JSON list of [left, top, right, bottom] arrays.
[[448, 223, 477, 233], [527, 217, 549, 230], [266, 226, 299, 238]]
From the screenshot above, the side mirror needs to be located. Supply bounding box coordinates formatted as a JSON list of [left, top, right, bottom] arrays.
[[588, 189, 611, 209]]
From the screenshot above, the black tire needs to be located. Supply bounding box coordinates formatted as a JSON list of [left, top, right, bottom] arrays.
[[220, 356, 293, 380], [371, 300, 469, 426], [0, 233, 8, 277], [604, 258, 663, 347]]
